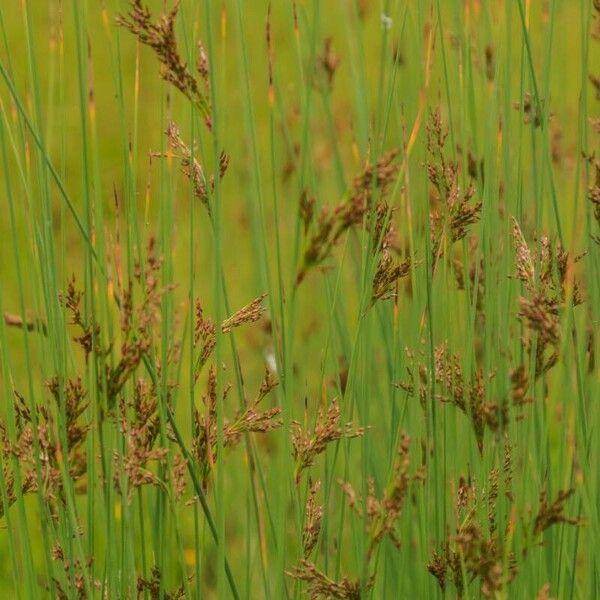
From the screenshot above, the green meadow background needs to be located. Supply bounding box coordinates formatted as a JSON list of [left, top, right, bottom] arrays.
[[0, 0, 598, 598]]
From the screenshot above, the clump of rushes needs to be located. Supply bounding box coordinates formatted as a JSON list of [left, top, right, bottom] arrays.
[[291, 433, 422, 597], [194, 293, 267, 375], [428, 459, 579, 598], [62, 238, 175, 405], [192, 367, 281, 489], [427, 111, 481, 272], [0, 397, 41, 516], [116, 379, 169, 497], [291, 398, 363, 484], [296, 149, 403, 284], [399, 344, 506, 453], [287, 477, 368, 598], [0, 380, 90, 517], [163, 121, 229, 215], [433, 344, 501, 453], [511, 218, 584, 376], [116, 0, 211, 127], [428, 467, 517, 598]]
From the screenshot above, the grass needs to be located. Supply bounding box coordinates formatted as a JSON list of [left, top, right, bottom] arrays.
[[0, 0, 598, 598]]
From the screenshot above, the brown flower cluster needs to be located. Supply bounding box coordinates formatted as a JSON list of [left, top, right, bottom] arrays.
[[286, 559, 367, 600], [136, 566, 187, 600], [513, 93, 546, 127], [117, 1, 211, 126], [287, 475, 369, 599], [291, 399, 363, 484], [164, 120, 229, 214], [370, 206, 412, 304], [428, 468, 516, 598], [434, 344, 502, 453], [50, 543, 100, 600], [116, 379, 168, 496], [296, 149, 408, 289], [60, 275, 100, 362], [193, 367, 281, 489], [399, 344, 506, 453], [533, 488, 580, 538], [511, 218, 584, 377], [428, 455, 579, 598], [339, 432, 418, 558], [302, 479, 323, 558], [427, 111, 481, 272], [61, 238, 175, 408], [0, 378, 90, 518], [291, 432, 421, 598], [194, 293, 267, 375]]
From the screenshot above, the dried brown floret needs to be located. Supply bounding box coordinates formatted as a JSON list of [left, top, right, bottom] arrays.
[[536, 583, 557, 600], [3, 311, 47, 335], [299, 191, 316, 234], [485, 45, 495, 82], [503, 439, 514, 502], [318, 38, 341, 89], [171, 452, 187, 501], [511, 219, 535, 289], [514, 93, 545, 127]]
